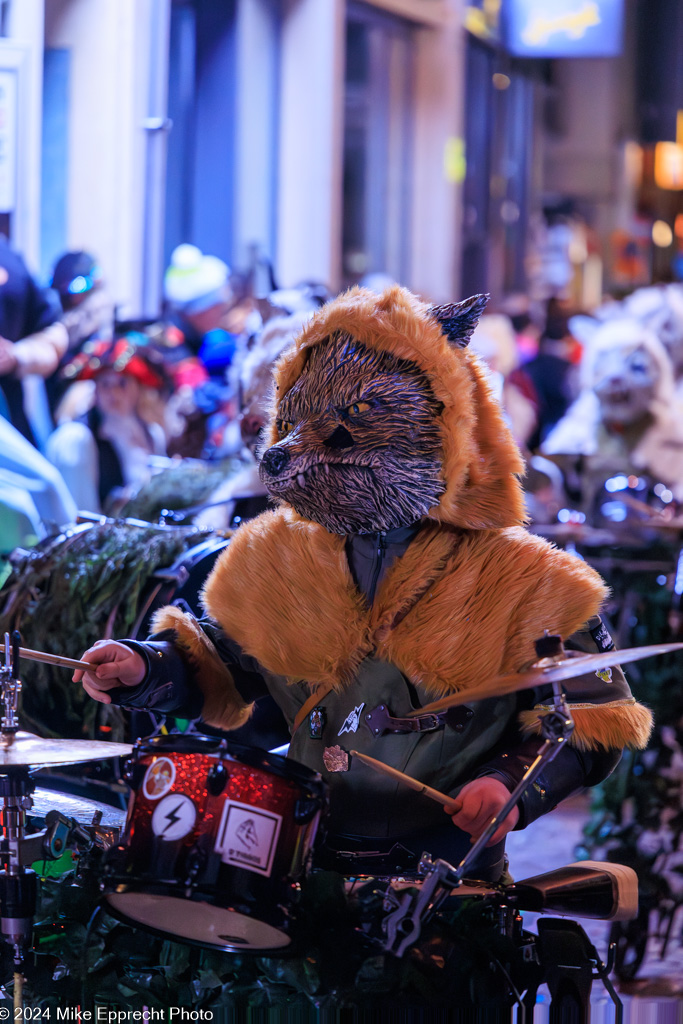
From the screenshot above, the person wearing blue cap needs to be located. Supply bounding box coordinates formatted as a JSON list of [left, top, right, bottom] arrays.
[[48, 251, 115, 414], [51, 251, 114, 348]]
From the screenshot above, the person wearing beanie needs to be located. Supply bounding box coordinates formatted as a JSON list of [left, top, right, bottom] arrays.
[[164, 244, 253, 456], [163, 244, 235, 351], [51, 251, 114, 346]]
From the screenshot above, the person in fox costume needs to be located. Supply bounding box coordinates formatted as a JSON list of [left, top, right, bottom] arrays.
[[76, 286, 652, 880]]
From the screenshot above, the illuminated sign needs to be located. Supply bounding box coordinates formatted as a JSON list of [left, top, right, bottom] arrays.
[[506, 0, 623, 57], [465, 0, 501, 42]]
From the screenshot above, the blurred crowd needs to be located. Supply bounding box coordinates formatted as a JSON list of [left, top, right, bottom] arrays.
[[2, 229, 683, 552], [0, 238, 331, 552], [485, 284, 683, 531]]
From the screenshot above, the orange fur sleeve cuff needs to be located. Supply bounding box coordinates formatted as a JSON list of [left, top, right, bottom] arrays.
[[149, 605, 254, 732], [519, 699, 654, 751]]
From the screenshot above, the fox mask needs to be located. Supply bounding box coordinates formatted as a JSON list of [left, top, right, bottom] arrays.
[[260, 334, 444, 533], [259, 285, 526, 534]]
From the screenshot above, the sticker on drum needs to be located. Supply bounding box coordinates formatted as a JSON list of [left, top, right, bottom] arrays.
[[143, 757, 176, 800], [151, 794, 197, 840], [215, 799, 282, 877]]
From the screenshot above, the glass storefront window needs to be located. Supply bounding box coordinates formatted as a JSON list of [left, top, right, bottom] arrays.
[[342, 4, 414, 289]]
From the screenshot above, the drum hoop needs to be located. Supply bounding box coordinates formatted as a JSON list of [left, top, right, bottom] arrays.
[[165, 534, 231, 572], [135, 734, 326, 795], [102, 892, 297, 955]]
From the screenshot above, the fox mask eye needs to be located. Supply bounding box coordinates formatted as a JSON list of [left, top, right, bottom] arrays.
[[345, 400, 371, 416], [276, 419, 294, 438]]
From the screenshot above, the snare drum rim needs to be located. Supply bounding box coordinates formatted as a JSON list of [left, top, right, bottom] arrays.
[[134, 735, 326, 796]]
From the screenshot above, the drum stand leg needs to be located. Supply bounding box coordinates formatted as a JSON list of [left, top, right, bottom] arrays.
[[536, 919, 623, 1024], [0, 638, 34, 1005], [0, 770, 38, 1013]]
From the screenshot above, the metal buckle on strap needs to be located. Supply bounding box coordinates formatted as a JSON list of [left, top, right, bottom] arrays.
[[363, 704, 445, 737], [324, 841, 417, 870]]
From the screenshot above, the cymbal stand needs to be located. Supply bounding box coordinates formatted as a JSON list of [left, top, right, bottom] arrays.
[[0, 634, 121, 1009], [1, 631, 21, 738], [381, 674, 575, 957], [453, 675, 574, 883], [0, 632, 36, 1006]]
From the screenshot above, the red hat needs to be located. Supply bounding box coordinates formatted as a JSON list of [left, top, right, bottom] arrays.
[[62, 335, 168, 390]]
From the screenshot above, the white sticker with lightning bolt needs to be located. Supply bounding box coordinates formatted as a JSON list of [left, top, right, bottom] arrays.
[[151, 793, 197, 841], [215, 800, 282, 877]]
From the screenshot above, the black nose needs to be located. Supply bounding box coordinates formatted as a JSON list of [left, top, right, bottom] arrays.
[[261, 446, 290, 476], [324, 425, 354, 450]]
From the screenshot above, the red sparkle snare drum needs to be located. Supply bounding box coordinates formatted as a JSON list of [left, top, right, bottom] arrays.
[[102, 735, 327, 951]]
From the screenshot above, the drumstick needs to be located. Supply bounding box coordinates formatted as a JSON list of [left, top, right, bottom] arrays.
[[0, 642, 92, 673], [349, 749, 456, 808]]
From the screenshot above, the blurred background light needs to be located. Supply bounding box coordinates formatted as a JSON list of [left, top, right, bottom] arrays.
[[651, 220, 673, 247]]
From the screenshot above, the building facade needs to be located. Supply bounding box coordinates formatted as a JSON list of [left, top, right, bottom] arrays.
[[0, 0, 660, 320], [29, 0, 466, 316]]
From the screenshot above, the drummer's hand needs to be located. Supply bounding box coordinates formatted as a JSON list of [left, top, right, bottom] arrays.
[[73, 640, 146, 704], [444, 777, 519, 847]]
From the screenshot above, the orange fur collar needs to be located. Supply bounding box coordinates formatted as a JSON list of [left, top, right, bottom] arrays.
[[151, 509, 654, 751], [202, 508, 602, 698]]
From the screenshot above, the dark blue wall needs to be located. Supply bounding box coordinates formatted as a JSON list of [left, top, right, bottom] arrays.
[[41, 48, 70, 284], [165, 0, 237, 269]]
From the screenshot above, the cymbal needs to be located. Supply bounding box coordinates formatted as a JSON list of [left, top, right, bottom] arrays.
[[0, 732, 132, 769], [29, 788, 127, 829], [530, 523, 624, 545], [412, 641, 683, 717], [532, 516, 683, 544]]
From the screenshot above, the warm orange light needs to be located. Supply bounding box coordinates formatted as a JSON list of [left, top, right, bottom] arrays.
[[654, 142, 683, 190], [675, 214, 683, 239], [652, 220, 673, 247]]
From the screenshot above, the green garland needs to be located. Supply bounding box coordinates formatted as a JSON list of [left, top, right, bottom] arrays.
[[114, 459, 238, 523], [0, 522, 215, 741], [8, 860, 535, 1015], [577, 558, 683, 978]]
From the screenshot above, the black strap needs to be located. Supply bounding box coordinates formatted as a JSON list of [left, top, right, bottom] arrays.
[[363, 703, 445, 736]]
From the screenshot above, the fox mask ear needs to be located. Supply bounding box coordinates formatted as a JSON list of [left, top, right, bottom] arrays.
[[429, 293, 490, 348]]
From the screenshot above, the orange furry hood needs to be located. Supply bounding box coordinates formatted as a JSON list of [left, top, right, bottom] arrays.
[[265, 285, 527, 530]]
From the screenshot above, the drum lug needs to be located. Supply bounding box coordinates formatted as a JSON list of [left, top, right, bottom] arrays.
[[294, 796, 320, 825], [207, 763, 228, 796], [121, 757, 145, 789], [184, 845, 206, 884], [99, 845, 127, 887]]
